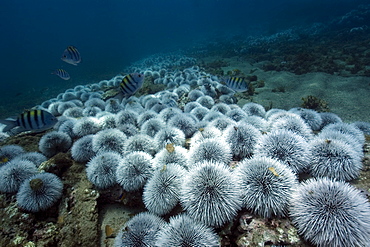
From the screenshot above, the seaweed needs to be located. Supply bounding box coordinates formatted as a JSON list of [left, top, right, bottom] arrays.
[[301, 95, 329, 112]]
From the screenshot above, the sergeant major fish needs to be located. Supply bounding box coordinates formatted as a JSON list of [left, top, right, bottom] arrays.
[[223, 77, 249, 92], [61, 46, 81, 66], [120, 73, 145, 97], [52, 69, 70, 80], [0, 109, 58, 135]]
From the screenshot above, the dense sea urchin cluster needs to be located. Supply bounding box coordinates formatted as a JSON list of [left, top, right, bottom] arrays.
[[1, 52, 370, 246]]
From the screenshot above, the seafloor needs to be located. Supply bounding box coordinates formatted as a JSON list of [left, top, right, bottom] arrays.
[[1, 14, 370, 246], [0, 53, 369, 245]]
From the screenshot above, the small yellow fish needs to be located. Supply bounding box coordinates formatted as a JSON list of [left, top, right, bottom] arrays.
[[0, 157, 9, 163], [268, 167, 280, 177], [161, 164, 167, 172], [118, 191, 126, 202], [166, 143, 175, 153], [105, 225, 114, 238], [57, 215, 64, 224]]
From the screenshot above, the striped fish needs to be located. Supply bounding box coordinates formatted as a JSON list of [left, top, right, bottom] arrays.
[[52, 69, 70, 80], [61, 46, 81, 66], [0, 109, 58, 134], [120, 73, 145, 97], [224, 77, 249, 92]]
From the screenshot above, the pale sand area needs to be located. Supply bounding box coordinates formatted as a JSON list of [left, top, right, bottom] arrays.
[[221, 57, 370, 123]]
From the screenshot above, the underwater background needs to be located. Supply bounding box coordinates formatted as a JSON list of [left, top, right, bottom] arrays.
[[1, 1, 370, 246], [1, 0, 369, 118]]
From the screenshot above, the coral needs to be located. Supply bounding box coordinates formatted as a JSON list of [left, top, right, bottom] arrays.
[[72, 117, 101, 137], [141, 118, 166, 137], [71, 135, 96, 163], [308, 137, 362, 181], [188, 138, 232, 166], [116, 151, 154, 192], [86, 151, 121, 189], [153, 145, 189, 169], [180, 161, 242, 227], [223, 122, 262, 160], [114, 212, 166, 247], [301, 95, 329, 112], [290, 177, 370, 247], [155, 214, 220, 246], [143, 164, 187, 215], [289, 107, 323, 131], [16, 172, 63, 212], [255, 129, 311, 174], [92, 129, 126, 155], [234, 157, 297, 218], [0, 160, 38, 193], [168, 114, 198, 138], [38, 131, 72, 158], [124, 134, 158, 156], [242, 102, 266, 118]]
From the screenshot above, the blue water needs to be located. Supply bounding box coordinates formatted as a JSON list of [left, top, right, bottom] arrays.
[[0, 0, 367, 117]]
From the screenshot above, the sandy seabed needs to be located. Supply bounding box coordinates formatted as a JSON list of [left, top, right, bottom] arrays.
[[220, 56, 370, 123]]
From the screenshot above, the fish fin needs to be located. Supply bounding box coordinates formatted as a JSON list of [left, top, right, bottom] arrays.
[[0, 119, 17, 132]]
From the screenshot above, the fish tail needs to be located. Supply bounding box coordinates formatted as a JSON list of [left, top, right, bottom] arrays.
[[0, 119, 17, 132]]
